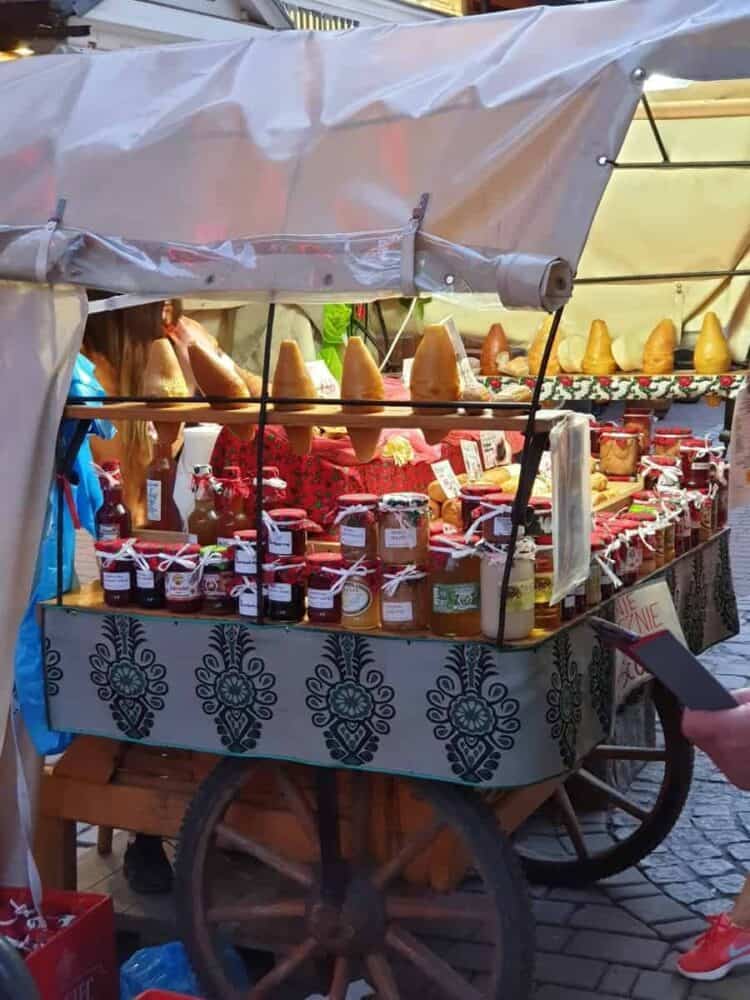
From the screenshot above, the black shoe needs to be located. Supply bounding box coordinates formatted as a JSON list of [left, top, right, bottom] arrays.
[[123, 835, 173, 895]]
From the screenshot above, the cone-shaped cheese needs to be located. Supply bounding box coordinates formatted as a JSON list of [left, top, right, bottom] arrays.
[[729, 326, 750, 366], [143, 338, 189, 445], [410, 325, 460, 446], [694, 312, 732, 375], [558, 334, 586, 373], [528, 317, 561, 377], [188, 340, 255, 441], [582, 319, 618, 375], [642, 319, 677, 375], [480, 323, 510, 375], [272, 340, 317, 456], [341, 337, 384, 463], [611, 336, 644, 373], [238, 367, 263, 398]]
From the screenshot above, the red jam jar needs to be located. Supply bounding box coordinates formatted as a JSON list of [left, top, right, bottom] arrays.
[[626, 512, 661, 571], [265, 557, 307, 622], [640, 455, 682, 491], [95, 540, 134, 607], [133, 541, 165, 610], [473, 492, 515, 544], [233, 529, 259, 575], [336, 494, 379, 561], [599, 431, 640, 479], [161, 543, 202, 614], [247, 466, 287, 522], [623, 408, 654, 452], [460, 484, 500, 534], [527, 497, 553, 541], [680, 439, 712, 489], [590, 421, 617, 458], [306, 553, 344, 625], [653, 427, 692, 458], [201, 547, 236, 615], [266, 508, 308, 558], [698, 490, 715, 543]]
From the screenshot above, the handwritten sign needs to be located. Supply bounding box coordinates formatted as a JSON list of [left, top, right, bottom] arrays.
[[305, 360, 339, 400], [402, 357, 414, 387], [614, 580, 686, 701], [480, 431, 501, 470], [460, 440, 483, 481], [431, 460, 462, 499]]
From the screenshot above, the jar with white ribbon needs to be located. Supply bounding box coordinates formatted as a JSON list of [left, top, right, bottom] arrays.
[[380, 564, 428, 632], [479, 537, 535, 641]]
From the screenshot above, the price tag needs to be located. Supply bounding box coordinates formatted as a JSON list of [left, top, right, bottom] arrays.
[[460, 440, 483, 481], [402, 357, 414, 387], [729, 383, 750, 510], [305, 360, 340, 400], [431, 460, 462, 499], [480, 431, 501, 470]]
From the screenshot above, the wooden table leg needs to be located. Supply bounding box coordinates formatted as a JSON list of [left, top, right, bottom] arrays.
[[34, 813, 76, 891]]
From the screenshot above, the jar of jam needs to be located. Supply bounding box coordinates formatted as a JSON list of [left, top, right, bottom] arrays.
[[429, 537, 481, 637], [670, 497, 691, 555], [527, 498, 553, 540], [133, 541, 165, 610], [379, 493, 429, 566], [688, 494, 703, 548], [590, 421, 617, 459], [460, 484, 500, 534], [265, 557, 306, 622], [201, 547, 236, 615], [698, 490, 714, 543], [534, 545, 560, 630], [160, 543, 202, 614], [680, 439, 712, 489], [247, 466, 287, 523], [623, 408, 654, 453], [626, 513, 661, 572], [233, 530, 259, 575], [616, 520, 642, 584], [629, 490, 659, 513], [266, 508, 308, 558], [232, 576, 267, 621], [95, 540, 135, 607], [661, 511, 677, 564], [599, 430, 640, 479], [335, 494, 379, 561], [380, 564, 429, 632], [586, 535, 605, 608], [652, 426, 692, 458], [599, 540, 618, 602], [641, 456, 682, 491], [306, 553, 344, 625], [341, 559, 381, 631], [469, 492, 515, 544]]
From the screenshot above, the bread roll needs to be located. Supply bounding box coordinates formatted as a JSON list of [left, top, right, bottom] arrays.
[[410, 325, 460, 446], [272, 340, 317, 456], [341, 337, 384, 463]]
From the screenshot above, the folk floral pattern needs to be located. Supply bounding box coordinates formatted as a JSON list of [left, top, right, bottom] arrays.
[[713, 532, 740, 634], [89, 616, 168, 740], [195, 625, 277, 753], [44, 638, 63, 698], [426, 644, 521, 784], [589, 636, 614, 737], [306, 633, 395, 766], [547, 632, 583, 770], [481, 372, 744, 403], [683, 552, 707, 653]]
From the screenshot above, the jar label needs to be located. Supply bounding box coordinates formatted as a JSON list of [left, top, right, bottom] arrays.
[[269, 531, 293, 556], [136, 569, 155, 590], [383, 527, 417, 550], [217, 536, 236, 547], [235, 552, 257, 574], [102, 571, 130, 592], [239, 590, 258, 616], [269, 582, 292, 602], [340, 524, 366, 548], [166, 571, 200, 599], [492, 514, 513, 537], [535, 574, 553, 604], [563, 593, 576, 609], [202, 572, 233, 597], [188, 533, 198, 544], [146, 479, 162, 522], [308, 587, 334, 610], [432, 583, 480, 614], [382, 600, 414, 623], [98, 524, 120, 541], [342, 580, 372, 615], [625, 548, 640, 572], [506, 577, 534, 613]]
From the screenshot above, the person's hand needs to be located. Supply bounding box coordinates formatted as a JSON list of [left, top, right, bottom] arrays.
[[683, 689, 750, 789]]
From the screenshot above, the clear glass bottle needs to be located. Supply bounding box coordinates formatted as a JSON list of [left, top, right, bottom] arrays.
[[188, 464, 219, 547]]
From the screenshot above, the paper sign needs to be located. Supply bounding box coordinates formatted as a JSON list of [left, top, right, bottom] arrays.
[[460, 440, 483, 481], [480, 431, 501, 470], [729, 382, 750, 510], [614, 580, 686, 701], [431, 459, 462, 499], [402, 357, 414, 387], [305, 360, 340, 400], [442, 316, 479, 392]]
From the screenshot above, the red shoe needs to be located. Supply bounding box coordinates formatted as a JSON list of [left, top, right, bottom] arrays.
[[678, 913, 750, 981]]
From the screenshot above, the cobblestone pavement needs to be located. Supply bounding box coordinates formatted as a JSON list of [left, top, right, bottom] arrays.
[[531, 605, 750, 996]]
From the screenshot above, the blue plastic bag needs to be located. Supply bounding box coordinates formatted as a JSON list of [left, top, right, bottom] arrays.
[[14, 354, 114, 754], [119, 942, 201, 999]]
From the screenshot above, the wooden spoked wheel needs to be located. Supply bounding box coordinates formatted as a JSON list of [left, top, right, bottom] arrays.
[[514, 681, 694, 886], [175, 760, 534, 999]]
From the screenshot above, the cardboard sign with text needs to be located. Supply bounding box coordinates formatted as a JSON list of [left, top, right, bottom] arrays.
[[614, 580, 686, 701]]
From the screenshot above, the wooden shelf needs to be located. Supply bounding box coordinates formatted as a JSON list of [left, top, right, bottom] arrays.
[[63, 401, 566, 435], [482, 369, 748, 403]]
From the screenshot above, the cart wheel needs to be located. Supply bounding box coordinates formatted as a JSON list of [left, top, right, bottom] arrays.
[[515, 681, 694, 886], [175, 761, 534, 999]]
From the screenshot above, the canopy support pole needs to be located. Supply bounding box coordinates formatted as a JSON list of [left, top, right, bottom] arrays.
[[576, 268, 750, 286], [641, 94, 670, 163], [254, 301, 277, 626]]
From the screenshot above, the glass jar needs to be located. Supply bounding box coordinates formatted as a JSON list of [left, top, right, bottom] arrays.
[[652, 427, 692, 458], [266, 508, 308, 558], [717, 464, 730, 529], [680, 439, 712, 490], [590, 421, 617, 459], [661, 513, 677, 564], [599, 431, 640, 479], [379, 493, 429, 566], [623, 408, 654, 453], [480, 542, 535, 641], [380, 565, 429, 632], [233, 530, 259, 575], [641, 456, 682, 492], [265, 557, 306, 623], [527, 498, 553, 540], [688, 495, 703, 548], [233, 577, 267, 621], [95, 540, 134, 607], [336, 494, 379, 561], [471, 492, 515, 545], [698, 490, 714, 543], [161, 544, 202, 614], [534, 545, 560, 630], [306, 553, 344, 625], [674, 498, 692, 555], [429, 537, 481, 637], [341, 559, 381, 631], [586, 535, 605, 608], [133, 541, 165, 610], [460, 484, 500, 534], [201, 547, 236, 615], [247, 466, 287, 523], [626, 513, 661, 572], [561, 589, 577, 622]]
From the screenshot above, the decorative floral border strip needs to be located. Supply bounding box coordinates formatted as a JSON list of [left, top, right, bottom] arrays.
[[482, 372, 748, 403]]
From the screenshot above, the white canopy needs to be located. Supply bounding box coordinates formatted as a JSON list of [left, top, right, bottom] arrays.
[[1, 0, 749, 308]]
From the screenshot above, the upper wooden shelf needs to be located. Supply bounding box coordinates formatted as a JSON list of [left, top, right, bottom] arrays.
[[63, 401, 567, 434], [481, 369, 748, 403]]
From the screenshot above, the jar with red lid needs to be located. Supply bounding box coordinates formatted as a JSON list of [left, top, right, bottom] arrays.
[[661, 510, 677, 564], [306, 553, 344, 625], [233, 529, 259, 575], [527, 497, 553, 540], [133, 541, 165, 609], [629, 490, 659, 513], [680, 439, 712, 489], [264, 557, 307, 622], [246, 466, 287, 522], [697, 490, 715, 543], [616, 520, 643, 584], [460, 484, 500, 534], [687, 494, 702, 548], [160, 543, 202, 614], [201, 547, 236, 615], [590, 421, 617, 458], [232, 576, 267, 621], [652, 427, 692, 458], [626, 513, 661, 572], [335, 494, 379, 561], [95, 540, 135, 607], [599, 431, 640, 479], [266, 508, 308, 558], [640, 455, 682, 491], [623, 408, 654, 452], [468, 492, 515, 545]]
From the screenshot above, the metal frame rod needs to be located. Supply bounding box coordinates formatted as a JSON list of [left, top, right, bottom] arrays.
[[576, 268, 750, 286], [606, 160, 750, 170], [254, 302, 277, 627], [641, 93, 670, 163]]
